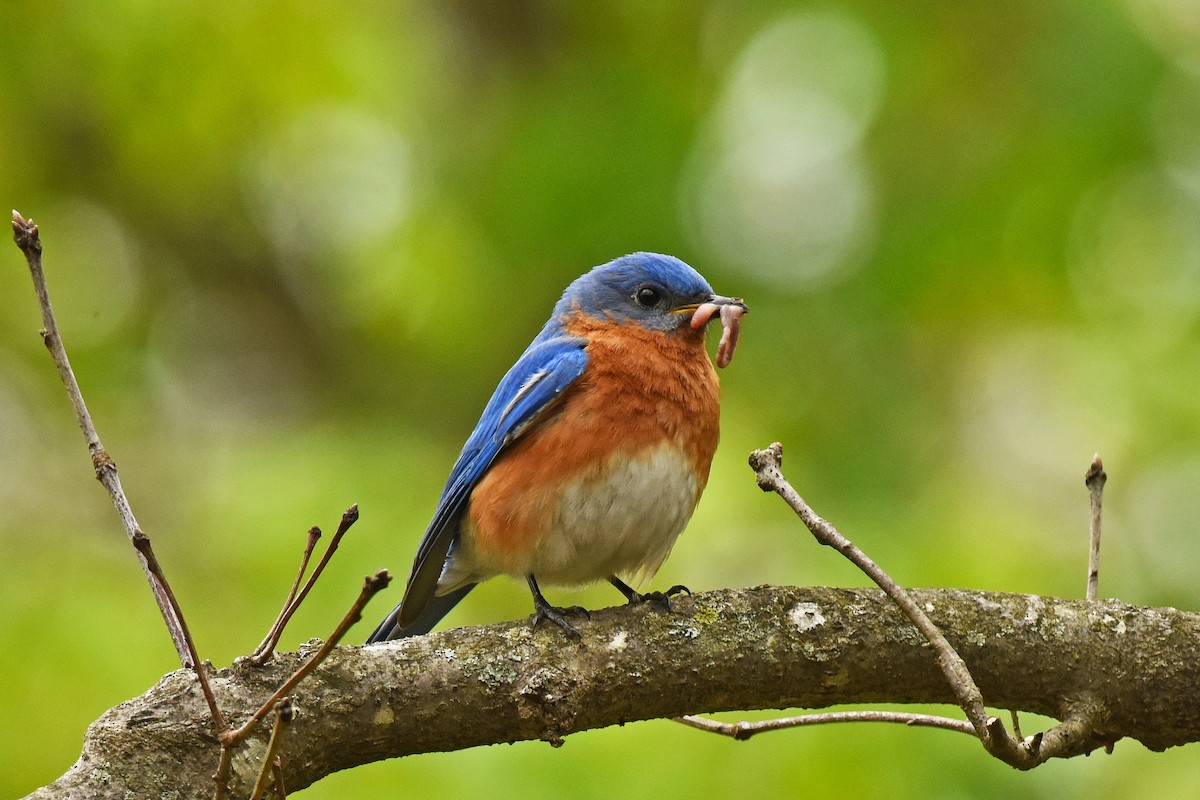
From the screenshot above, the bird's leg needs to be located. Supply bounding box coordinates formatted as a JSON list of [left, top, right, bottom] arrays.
[[608, 576, 691, 612], [526, 575, 589, 639], [608, 575, 644, 603]]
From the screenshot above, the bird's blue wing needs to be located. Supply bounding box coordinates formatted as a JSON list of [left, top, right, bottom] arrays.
[[395, 334, 589, 629]]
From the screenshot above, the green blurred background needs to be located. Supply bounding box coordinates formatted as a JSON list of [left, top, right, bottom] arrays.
[[3, 1, 1200, 797]]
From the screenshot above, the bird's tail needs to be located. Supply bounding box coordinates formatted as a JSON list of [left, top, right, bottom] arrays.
[[365, 583, 477, 643]]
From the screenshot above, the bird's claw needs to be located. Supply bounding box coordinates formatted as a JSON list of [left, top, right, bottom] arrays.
[[628, 584, 691, 613], [532, 603, 590, 639]]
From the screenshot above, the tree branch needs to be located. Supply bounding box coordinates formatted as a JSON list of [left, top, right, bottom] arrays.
[[749, 444, 1003, 742], [12, 210, 222, 727], [748, 441, 1107, 766], [23, 586, 1200, 799]]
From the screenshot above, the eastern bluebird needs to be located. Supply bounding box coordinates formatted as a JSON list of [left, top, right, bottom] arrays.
[[368, 252, 746, 641]]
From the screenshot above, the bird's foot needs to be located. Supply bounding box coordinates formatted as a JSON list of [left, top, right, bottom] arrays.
[[609, 577, 691, 612], [527, 574, 589, 639], [633, 584, 691, 612], [531, 602, 590, 639]]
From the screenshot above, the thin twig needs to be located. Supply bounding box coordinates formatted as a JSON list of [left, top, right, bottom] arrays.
[[251, 526, 323, 664], [11, 211, 224, 725], [226, 570, 390, 747], [1085, 454, 1107, 602], [270, 760, 287, 800], [214, 747, 234, 800], [132, 532, 226, 730], [214, 570, 388, 798], [748, 446, 993, 733], [11, 211, 187, 658], [250, 506, 360, 664], [250, 698, 294, 800], [748, 442, 1103, 768], [676, 710, 977, 740], [1011, 709, 1023, 741]]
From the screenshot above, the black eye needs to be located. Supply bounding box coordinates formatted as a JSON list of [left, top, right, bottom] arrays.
[[635, 285, 662, 307]]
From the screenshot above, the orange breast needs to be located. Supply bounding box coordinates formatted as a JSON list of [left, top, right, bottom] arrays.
[[464, 314, 722, 579]]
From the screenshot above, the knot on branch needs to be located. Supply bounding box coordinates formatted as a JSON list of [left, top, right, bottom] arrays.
[[748, 442, 784, 491], [91, 447, 116, 479]]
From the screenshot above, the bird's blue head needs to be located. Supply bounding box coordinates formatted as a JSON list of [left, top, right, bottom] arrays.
[[553, 252, 739, 333]]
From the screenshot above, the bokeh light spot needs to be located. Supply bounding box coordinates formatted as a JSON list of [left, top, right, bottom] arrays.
[[1067, 168, 1200, 344], [682, 10, 885, 289], [37, 199, 142, 347], [245, 104, 411, 263]]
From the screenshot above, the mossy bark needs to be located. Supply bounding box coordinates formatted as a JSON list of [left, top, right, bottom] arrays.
[[26, 586, 1200, 799]]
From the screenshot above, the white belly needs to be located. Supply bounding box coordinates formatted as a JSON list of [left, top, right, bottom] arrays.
[[441, 443, 699, 590], [530, 444, 699, 585]]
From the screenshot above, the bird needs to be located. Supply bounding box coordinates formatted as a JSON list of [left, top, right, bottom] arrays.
[[367, 252, 746, 642]]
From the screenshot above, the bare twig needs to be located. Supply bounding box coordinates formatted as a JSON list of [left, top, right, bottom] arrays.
[[132, 532, 226, 730], [14, 211, 388, 796], [270, 760, 287, 800], [748, 442, 1104, 768], [227, 570, 390, 747], [214, 747, 234, 800], [213, 570, 390, 799], [11, 210, 224, 727], [1011, 709, 1023, 741], [250, 698, 294, 800], [1085, 455, 1107, 602], [250, 507, 360, 664], [676, 710, 977, 740], [251, 526, 323, 664], [748, 445, 992, 731]]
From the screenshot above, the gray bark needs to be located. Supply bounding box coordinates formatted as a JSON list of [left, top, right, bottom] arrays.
[[24, 586, 1200, 799]]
